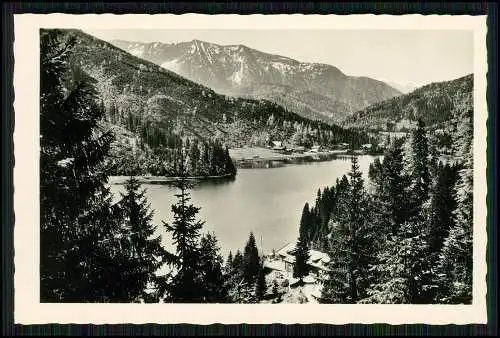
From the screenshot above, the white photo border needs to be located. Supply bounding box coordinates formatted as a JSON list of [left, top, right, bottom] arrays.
[[13, 13, 488, 325]]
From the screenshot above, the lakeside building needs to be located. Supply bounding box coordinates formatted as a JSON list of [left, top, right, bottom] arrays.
[[265, 242, 331, 277], [334, 143, 350, 150], [271, 140, 286, 151]]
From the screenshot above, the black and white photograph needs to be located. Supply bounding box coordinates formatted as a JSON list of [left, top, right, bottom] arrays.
[[13, 13, 488, 324]]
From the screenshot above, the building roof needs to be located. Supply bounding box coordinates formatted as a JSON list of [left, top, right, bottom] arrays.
[[263, 259, 286, 272], [274, 242, 331, 272]]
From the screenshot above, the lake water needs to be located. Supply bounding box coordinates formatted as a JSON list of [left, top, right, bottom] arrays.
[[110, 155, 378, 259]]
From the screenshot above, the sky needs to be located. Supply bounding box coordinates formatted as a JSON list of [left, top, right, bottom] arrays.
[[85, 29, 474, 88]]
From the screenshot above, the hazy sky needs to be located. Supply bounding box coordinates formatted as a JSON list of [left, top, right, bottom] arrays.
[[85, 29, 473, 87]]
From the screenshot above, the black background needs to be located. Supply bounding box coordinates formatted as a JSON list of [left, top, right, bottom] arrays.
[[2, 2, 498, 336]]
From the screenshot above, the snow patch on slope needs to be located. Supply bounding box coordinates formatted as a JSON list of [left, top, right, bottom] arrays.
[[129, 44, 145, 57], [161, 58, 182, 73], [271, 61, 294, 74], [229, 55, 246, 86]]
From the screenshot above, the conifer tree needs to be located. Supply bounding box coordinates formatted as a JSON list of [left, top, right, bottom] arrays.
[[361, 218, 434, 304], [242, 232, 260, 285], [225, 251, 234, 274], [428, 163, 458, 255], [224, 146, 237, 176], [162, 149, 205, 302], [436, 108, 473, 304], [232, 250, 244, 277], [374, 137, 411, 236], [321, 156, 374, 303], [199, 232, 228, 303], [409, 119, 431, 216], [293, 235, 310, 284], [299, 202, 312, 243], [40, 30, 122, 302], [255, 263, 267, 301], [113, 176, 171, 302]]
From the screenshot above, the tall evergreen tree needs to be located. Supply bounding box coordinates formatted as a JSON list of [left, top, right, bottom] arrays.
[[255, 263, 267, 301], [113, 176, 171, 303], [321, 156, 375, 303], [299, 203, 312, 243], [428, 163, 459, 255], [293, 235, 310, 284], [409, 119, 431, 216], [224, 147, 237, 176], [242, 232, 260, 285], [40, 30, 122, 302], [225, 251, 234, 274], [199, 232, 228, 303], [436, 108, 473, 304], [232, 250, 244, 277], [162, 149, 205, 303], [374, 137, 411, 236], [362, 218, 434, 304]]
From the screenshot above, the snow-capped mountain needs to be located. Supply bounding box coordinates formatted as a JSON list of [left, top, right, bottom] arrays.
[[374, 78, 420, 94], [111, 39, 402, 123]]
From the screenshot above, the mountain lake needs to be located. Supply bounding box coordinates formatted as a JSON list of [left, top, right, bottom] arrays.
[[109, 154, 379, 258]]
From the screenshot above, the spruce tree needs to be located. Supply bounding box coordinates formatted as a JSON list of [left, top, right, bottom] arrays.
[[162, 149, 205, 302], [299, 203, 312, 243], [321, 156, 374, 303], [40, 30, 122, 302], [200, 143, 211, 176], [225, 251, 234, 274], [293, 236, 310, 284], [374, 137, 411, 236], [255, 263, 267, 301], [113, 176, 170, 302], [436, 108, 473, 304], [242, 232, 260, 285], [199, 232, 228, 303], [232, 250, 244, 277], [409, 119, 431, 216], [361, 218, 434, 304], [224, 146, 237, 176], [428, 163, 459, 255]]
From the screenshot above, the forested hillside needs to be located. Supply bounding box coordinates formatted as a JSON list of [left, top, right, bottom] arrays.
[[294, 114, 474, 304], [51, 29, 371, 176], [343, 74, 473, 132]]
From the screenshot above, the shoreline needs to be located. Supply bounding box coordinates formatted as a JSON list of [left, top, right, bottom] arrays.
[[108, 173, 236, 185], [232, 149, 379, 169], [109, 150, 381, 184]]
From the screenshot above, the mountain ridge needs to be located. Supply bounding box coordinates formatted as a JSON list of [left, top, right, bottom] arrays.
[[342, 74, 473, 132], [110, 38, 402, 123]]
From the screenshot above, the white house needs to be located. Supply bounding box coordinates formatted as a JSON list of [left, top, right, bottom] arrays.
[[310, 145, 322, 153], [268, 242, 331, 276], [272, 141, 285, 150]]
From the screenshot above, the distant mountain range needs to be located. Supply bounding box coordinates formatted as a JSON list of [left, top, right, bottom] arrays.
[[374, 78, 420, 94], [110, 39, 402, 123], [342, 74, 473, 132]]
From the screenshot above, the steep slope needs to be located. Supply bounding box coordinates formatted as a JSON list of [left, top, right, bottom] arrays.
[[343, 74, 473, 132], [46, 29, 370, 175], [111, 39, 402, 123]]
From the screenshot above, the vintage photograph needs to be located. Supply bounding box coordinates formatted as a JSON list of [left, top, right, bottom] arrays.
[[39, 26, 475, 305], [13, 13, 489, 325]]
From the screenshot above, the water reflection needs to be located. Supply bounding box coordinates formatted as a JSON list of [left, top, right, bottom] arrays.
[[110, 155, 379, 258]]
